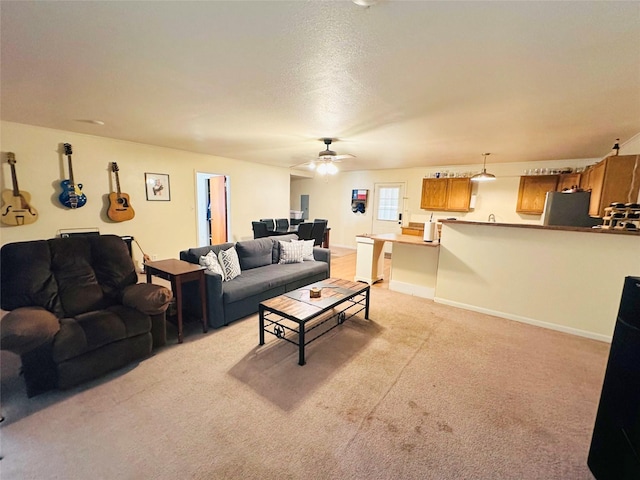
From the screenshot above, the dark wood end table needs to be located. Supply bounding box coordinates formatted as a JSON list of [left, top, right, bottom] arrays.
[[145, 259, 208, 343]]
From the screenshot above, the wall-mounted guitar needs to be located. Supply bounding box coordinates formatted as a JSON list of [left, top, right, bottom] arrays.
[[1, 152, 39, 226], [107, 162, 135, 222], [58, 143, 87, 208]]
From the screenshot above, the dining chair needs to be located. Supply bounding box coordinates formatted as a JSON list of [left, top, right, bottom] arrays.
[[275, 218, 289, 232], [296, 222, 314, 241], [252, 221, 269, 239], [310, 220, 327, 246], [260, 219, 275, 231]]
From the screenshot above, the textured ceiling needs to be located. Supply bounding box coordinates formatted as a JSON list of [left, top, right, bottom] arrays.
[[1, 1, 639, 172]]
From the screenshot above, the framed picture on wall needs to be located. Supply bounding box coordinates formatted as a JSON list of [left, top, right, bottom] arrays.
[[145, 173, 170, 201]]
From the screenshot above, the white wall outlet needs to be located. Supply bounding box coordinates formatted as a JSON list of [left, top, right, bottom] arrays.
[[151, 254, 158, 261]]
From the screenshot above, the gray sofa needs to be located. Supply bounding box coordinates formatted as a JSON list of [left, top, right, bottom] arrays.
[[179, 234, 330, 328]]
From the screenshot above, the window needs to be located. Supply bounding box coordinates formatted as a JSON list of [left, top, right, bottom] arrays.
[[377, 186, 400, 221]]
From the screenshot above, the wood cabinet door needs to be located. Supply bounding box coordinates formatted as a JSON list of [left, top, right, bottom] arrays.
[[598, 155, 640, 216], [580, 168, 592, 190], [557, 173, 581, 191], [588, 162, 606, 216], [516, 175, 559, 214], [421, 178, 448, 210], [446, 178, 472, 211]]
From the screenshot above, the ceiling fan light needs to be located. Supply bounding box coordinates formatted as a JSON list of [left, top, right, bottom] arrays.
[[308, 161, 316, 170], [326, 162, 338, 175], [316, 163, 328, 175]]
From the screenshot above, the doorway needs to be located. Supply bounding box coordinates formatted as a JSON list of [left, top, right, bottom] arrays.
[[196, 172, 230, 247], [372, 182, 406, 254]]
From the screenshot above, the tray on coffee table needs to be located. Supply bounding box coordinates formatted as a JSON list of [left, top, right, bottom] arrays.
[[258, 278, 370, 365]]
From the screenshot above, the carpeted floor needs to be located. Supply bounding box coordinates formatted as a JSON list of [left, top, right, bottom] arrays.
[[0, 288, 607, 479]]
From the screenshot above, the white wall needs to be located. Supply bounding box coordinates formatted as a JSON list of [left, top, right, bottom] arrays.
[[0, 121, 291, 269], [435, 222, 640, 340]]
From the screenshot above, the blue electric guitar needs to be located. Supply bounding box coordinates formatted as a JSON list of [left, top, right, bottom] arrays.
[[58, 143, 87, 208]]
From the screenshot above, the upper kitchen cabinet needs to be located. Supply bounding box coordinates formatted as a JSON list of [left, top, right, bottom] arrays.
[[421, 178, 472, 212], [517, 173, 585, 214], [516, 175, 559, 214], [557, 173, 582, 191], [580, 155, 640, 217]]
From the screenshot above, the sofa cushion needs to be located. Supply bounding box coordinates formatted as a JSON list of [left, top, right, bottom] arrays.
[[236, 238, 274, 270], [221, 262, 329, 304], [52, 306, 150, 363], [218, 246, 241, 281], [266, 262, 330, 289], [0, 240, 61, 315], [278, 240, 304, 264]]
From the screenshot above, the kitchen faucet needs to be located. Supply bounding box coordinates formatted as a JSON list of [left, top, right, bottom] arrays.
[[488, 213, 496, 223]]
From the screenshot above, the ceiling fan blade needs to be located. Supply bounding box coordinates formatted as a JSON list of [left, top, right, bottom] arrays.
[[332, 154, 355, 161]]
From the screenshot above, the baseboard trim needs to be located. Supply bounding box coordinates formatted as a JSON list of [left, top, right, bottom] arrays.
[[390, 280, 435, 299], [433, 297, 612, 343]]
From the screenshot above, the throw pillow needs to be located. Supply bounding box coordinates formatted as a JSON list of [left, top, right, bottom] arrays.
[[199, 250, 225, 277], [279, 240, 304, 264], [218, 246, 241, 281], [300, 239, 315, 261]]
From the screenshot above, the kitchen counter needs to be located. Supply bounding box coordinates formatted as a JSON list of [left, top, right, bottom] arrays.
[[436, 220, 640, 340], [357, 232, 440, 246], [439, 219, 640, 236], [355, 233, 439, 298]]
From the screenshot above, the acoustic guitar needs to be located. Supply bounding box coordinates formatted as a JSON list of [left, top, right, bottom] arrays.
[[1, 152, 39, 226], [58, 143, 87, 208], [107, 162, 135, 222]]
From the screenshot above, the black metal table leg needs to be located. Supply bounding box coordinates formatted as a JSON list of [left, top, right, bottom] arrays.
[[259, 305, 265, 345], [298, 320, 306, 366], [365, 286, 370, 319]]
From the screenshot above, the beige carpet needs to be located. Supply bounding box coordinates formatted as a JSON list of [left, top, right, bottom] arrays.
[[0, 288, 608, 479]]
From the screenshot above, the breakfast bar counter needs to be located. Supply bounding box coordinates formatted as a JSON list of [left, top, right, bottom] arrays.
[[436, 220, 640, 340], [355, 233, 440, 299]]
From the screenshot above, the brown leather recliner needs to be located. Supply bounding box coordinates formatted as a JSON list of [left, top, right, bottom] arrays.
[[1, 234, 171, 397]]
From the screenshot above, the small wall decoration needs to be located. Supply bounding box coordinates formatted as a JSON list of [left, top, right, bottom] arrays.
[[351, 189, 368, 214], [145, 173, 170, 201]]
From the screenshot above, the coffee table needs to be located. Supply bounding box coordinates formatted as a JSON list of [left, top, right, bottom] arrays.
[[259, 278, 370, 365]]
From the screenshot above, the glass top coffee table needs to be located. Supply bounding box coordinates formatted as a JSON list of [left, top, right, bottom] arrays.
[[259, 278, 370, 365]]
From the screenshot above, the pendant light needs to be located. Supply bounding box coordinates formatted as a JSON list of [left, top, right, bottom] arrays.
[[471, 153, 496, 182]]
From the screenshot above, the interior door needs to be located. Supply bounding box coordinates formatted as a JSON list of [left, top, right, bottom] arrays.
[[209, 176, 227, 245], [372, 183, 405, 254]]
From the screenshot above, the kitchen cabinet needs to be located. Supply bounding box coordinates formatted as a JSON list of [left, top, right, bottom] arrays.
[[557, 173, 582, 191], [516, 175, 559, 214], [580, 155, 640, 217], [420, 178, 472, 212], [516, 172, 584, 214]]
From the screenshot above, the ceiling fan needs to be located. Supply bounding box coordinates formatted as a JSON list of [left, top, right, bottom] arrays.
[[303, 138, 356, 175]]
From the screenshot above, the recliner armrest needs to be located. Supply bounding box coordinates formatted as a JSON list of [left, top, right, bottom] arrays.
[[0, 306, 60, 355], [122, 283, 172, 315]]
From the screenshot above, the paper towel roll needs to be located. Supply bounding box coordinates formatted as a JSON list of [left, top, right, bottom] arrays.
[[423, 221, 436, 242]]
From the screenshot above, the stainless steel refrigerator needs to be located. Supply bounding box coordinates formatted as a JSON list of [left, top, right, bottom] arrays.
[[542, 191, 603, 227]]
